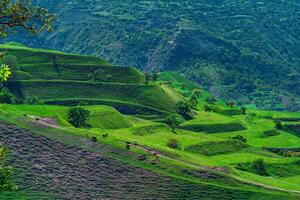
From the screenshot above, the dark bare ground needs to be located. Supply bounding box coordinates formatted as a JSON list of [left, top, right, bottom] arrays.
[[0, 122, 288, 200]]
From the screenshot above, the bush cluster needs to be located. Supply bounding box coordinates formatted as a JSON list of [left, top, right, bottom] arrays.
[[67, 107, 90, 128], [167, 138, 180, 149]]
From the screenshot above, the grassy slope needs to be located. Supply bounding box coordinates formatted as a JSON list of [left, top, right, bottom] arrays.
[[0, 104, 132, 130], [1, 102, 299, 194], [1, 44, 180, 114], [0, 104, 296, 199], [0, 47, 299, 197], [157, 72, 300, 191]]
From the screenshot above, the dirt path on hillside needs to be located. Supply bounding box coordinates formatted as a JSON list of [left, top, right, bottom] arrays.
[[26, 115, 59, 128], [0, 121, 268, 200]]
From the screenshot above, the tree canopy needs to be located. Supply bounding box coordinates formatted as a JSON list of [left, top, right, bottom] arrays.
[[0, 0, 55, 36], [67, 107, 90, 128]]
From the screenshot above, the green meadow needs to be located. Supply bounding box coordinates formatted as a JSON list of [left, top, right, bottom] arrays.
[[0, 43, 299, 198]]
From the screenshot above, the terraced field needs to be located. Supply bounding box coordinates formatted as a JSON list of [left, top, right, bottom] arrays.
[[1, 43, 180, 115]]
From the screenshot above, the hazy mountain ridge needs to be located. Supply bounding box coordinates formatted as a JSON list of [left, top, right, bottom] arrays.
[[3, 0, 300, 110]]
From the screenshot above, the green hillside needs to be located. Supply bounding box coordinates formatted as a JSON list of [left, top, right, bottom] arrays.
[[1, 96, 300, 198], [0, 45, 299, 199], [0, 43, 180, 116], [1, 1, 300, 199]]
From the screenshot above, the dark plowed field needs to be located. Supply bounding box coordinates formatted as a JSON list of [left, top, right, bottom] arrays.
[[0, 122, 282, 199]]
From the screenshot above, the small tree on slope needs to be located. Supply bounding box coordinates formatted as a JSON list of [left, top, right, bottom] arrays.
[[67, 107, 90, 128]]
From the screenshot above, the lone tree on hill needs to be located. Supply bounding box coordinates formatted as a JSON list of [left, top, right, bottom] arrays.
[[67, 107, 90, 128], [252, 159, 268, 176], [165, 114, 183, 133], [167, 138, 180, 149]]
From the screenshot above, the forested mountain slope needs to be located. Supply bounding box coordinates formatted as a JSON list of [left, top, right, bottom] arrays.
[[3, 0, 300, 110]]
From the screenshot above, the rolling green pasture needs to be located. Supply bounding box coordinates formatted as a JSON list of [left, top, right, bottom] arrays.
[[1, 103, 299, 194], [0, 45, 299, 198]]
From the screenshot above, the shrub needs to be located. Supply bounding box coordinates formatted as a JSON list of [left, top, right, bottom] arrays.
[[212, 106, 220, 113], [67, 107, 90, 128], [232, 135, 247, 143], [102, 133, 109, 139], [240, 106, 247, 115], [274, 120, 283, 130], [192, 89, 201, 98], [25, 96, 41, 105], [204, 104, 213, 112], [176, 101, 192, 119], [280, 150, 300, 157], [252, 159, 268, 176], [165, 114, 183, 132], [167, 138, 180, 149], [203, 104, 220, 113], [235, 163, 251, 172], [189, 93, 199, 108], [91, 136, 97, 142], [0, 88, 15, 104]]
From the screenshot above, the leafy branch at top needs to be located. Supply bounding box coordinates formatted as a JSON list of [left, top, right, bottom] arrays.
[[0, 0, 56, 36]]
